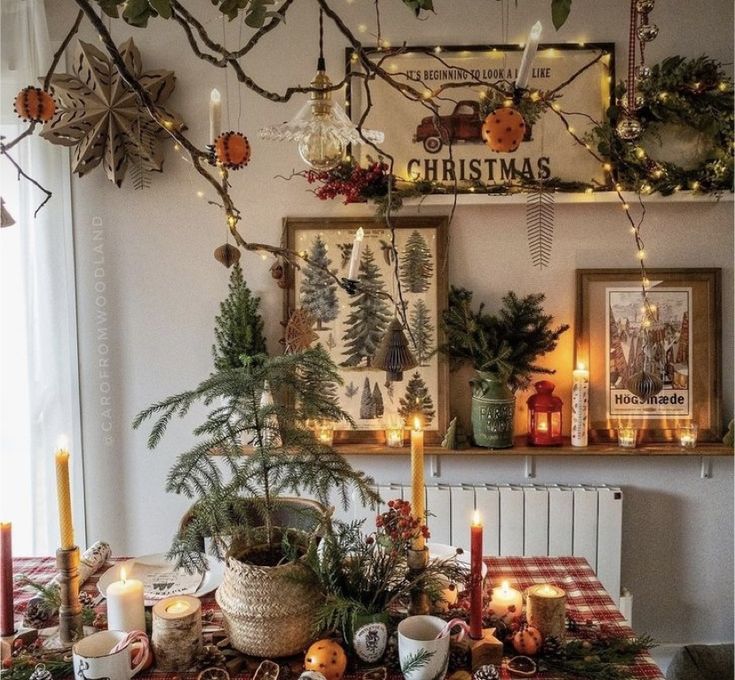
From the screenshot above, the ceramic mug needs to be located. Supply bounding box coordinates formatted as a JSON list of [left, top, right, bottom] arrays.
[[397, 615, 451, 680], [73, 630, 150, 680]]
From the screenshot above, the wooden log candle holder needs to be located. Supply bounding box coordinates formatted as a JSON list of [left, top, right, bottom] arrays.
[[56, 546, 83, 644], [152, 595, 202, 671], [526, 584, 566, 640]]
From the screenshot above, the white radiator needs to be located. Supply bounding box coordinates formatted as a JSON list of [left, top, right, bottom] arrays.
[[331, 484, 623, 604]]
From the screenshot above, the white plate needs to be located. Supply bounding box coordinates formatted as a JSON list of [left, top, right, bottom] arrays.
[[428, 542, 488, 591], [98, 553, 224, 606]]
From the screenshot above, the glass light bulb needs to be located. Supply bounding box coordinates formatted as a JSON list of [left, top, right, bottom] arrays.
[[297, 127, 344, 171]]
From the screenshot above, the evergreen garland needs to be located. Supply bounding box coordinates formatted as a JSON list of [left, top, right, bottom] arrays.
[[212, 263, 267, 372], [133, 348, 379, 570], [441, 287, 568, 391]]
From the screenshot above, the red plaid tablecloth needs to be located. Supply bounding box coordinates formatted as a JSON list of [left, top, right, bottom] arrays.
[[10, 556, 664, 680]]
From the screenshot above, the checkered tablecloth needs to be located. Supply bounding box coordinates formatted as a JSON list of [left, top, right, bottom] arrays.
[[10, 556, 664, 680]]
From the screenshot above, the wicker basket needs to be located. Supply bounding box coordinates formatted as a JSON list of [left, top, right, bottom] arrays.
[[215, 538, 323, 657]]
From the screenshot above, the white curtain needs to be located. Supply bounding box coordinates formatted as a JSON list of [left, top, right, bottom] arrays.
[[1, 0, 84, 554]]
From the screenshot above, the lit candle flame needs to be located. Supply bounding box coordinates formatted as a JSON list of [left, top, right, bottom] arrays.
[[355, 226, 364, 241], [120, 567, 127, 584], [413, 416, 422, 432], [472, 509, 481, 526], [577, 361, 585, 371], [501, 580, 510, 593], [165, 600, 191, 614]]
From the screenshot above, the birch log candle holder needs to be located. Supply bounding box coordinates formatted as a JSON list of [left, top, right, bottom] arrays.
[[152, 595, 202, 671], [56, 546, 83, 644], [526, 584, 566, 641]]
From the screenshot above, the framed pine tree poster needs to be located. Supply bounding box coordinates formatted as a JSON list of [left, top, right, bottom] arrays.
[[284, 216, 449, 444]]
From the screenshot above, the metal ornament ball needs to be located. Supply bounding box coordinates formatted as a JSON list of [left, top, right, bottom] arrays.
[[616, 116, 644, 141], [637, 23, 660, 42], [636, 65, 652, 80], [635, 0, 655, 13], [626, 371, 664, 400]]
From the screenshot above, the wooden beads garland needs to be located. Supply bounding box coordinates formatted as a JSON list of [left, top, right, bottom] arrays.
[[14, 86, 56, 123], [214, 131, 251, 169], [481, 107, 526, 153], [151, 595, 203, 671]]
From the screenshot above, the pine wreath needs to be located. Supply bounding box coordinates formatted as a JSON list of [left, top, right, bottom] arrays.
[[589, 56, 734, 195]]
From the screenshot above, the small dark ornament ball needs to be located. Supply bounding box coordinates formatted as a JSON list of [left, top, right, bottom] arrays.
[[472, 664, 500, 680]]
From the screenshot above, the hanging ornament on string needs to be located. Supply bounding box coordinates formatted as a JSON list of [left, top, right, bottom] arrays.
[[373, 318, 418, 383], [625, 304, 664, 399], [214, 131, 251, 170], [270, 258, 291, 289], [1, 197, 15, 228], [14, 86, 56, 123], [214, 243, 241, 268], [259, 10, 383, 171]]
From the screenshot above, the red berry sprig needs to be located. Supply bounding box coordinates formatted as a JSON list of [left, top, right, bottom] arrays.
[[376, 498, 430, 545]]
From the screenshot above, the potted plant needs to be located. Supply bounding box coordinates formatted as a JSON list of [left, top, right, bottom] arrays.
[[441, 287, 568, 448], [134, 270, 379, 657], [303, 499, 469, 665]]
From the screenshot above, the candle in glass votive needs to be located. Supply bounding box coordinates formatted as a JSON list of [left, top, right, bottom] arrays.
[[106, 568, 146, 633], [315, 421, 335, 446], [678, 424, 698, 449], [617, 426, 637, 449], [488, 580, 523, 624], [385, 414, 405, 448]]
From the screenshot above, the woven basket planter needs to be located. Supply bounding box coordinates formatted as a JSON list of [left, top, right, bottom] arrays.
[[215, 536, 323, 657]]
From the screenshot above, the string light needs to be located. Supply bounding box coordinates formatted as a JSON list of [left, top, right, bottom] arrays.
[[433, 46, 442, 53], [603, 162, 613, 172], [227, 214, 237, 228], [196, 190, 204, 198], [637, 249, 646, 260]]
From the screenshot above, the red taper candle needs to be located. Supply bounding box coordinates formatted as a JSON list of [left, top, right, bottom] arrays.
[[0, 522, 14, 636], [469, 510, 483, 639]]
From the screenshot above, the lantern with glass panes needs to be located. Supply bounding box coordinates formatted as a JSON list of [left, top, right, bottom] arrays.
[[527, 380, 563, 446]]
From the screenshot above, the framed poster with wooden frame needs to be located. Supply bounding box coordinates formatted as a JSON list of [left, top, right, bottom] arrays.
[[345, 43, 615, 193], [284, 216, 449, 445], [575, 268, 722, 443]]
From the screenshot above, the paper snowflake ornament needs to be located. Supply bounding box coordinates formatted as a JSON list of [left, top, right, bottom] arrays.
[[281, 308, 319, 354], [40, 38, 182, 187]]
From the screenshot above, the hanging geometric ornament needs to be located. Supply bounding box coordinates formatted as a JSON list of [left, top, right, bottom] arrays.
[[636, 0, 655, 11], [214, 131, 251, 170], [270, 258, 291, 289], [214, 243, 241, 268], [1, 197, 15, 228], [616, 116, 644, 141], [373, 318, 418, 382], [481, 107, 527, 153], [281, 308, 319, 354], [14, 86, 56, 123], [637, 23, 659, 42], [40, 38, 182, 187], [526, 182, 555, 269], [626, 370, 663, 400]]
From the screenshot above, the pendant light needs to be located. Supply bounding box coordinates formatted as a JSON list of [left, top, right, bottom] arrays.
[[260, 10, 383, 171]]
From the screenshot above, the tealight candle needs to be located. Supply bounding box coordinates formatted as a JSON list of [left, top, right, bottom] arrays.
[[526, 583, 566, 640], [487, 580, 523, 624], [617, 426, 637, 449], [106, 568, 146, 633], [385, 414, 405, 448], [314, 420, 335, 446], [678, 424, 698, 449]]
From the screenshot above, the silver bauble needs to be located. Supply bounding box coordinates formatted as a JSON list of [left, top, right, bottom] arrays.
[[636, 0, 655, 13], [637, 23, 660, 42], [633, 95, 646, 110], [626, 371, 663, 400], [616, 116, 644, 141], [636, 65, 652, 80]]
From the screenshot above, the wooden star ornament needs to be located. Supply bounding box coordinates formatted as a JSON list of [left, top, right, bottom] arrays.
[[40, 38, 182, 187], [281, 308, 319, 354]]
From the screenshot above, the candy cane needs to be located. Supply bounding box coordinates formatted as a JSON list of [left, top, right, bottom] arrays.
[[435, 618, 471, 642], [110, 630, 150, 667]]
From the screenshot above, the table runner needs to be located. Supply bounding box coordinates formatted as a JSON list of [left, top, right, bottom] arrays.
[[9, 556, 664, 680]]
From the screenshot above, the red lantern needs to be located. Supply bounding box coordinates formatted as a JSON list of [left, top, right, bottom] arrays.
[[527, 380, 563, 446]]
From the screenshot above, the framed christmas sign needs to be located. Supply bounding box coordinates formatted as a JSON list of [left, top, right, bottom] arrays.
[[284, 216, 449, 445], [575, 269, 722, 443], [346, 43, 615, 194]]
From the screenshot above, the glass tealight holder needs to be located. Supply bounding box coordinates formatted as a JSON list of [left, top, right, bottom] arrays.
[[313, 420, 335, 446], [617, 426, 637, 449], [385, 427, 405, 448], [678, 423, 698, 449]]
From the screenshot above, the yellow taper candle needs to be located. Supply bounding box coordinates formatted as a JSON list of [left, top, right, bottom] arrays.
[[55, 437, 75, 550], [410, 416, 425, 550]]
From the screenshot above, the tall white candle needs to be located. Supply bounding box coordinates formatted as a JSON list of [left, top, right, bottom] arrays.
[[106, 568, 146, 633], [515, 21, 543, 90], [209, 88, 222, 142], [346, 227, 365, 280], [571, 362, 590, 447]]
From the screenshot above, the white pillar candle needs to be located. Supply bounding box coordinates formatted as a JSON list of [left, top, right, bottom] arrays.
[[106, 568, 146, 633], [571, 363, 590, 447], [515, 21, 543, 90], [488, 580, 524, 624], [346, 227, 365, 280], [209, 88, 222, 142]]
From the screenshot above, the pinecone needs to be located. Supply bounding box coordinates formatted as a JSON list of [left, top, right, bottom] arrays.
[[448, 641, 469, 671], [472, 664, 500, 680], [541, 635, 565, 660], [383, 632, 399, 671], [195, 644, 227, 670], [22, 600, 54, 629]]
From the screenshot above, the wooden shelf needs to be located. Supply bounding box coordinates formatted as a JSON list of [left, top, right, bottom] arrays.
[[400, 190, 734, 207], [332, 438, 733, 457]]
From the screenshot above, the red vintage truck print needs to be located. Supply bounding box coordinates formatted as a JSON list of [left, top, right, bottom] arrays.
[[413, 100, 483, 153]]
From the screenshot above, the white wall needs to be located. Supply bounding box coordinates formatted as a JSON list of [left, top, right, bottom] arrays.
[[46, 0, 733, 644]]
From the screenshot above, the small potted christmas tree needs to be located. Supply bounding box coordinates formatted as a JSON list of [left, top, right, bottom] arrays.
[[134, 267, 378, 657], [441, 287, 568, 448]]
